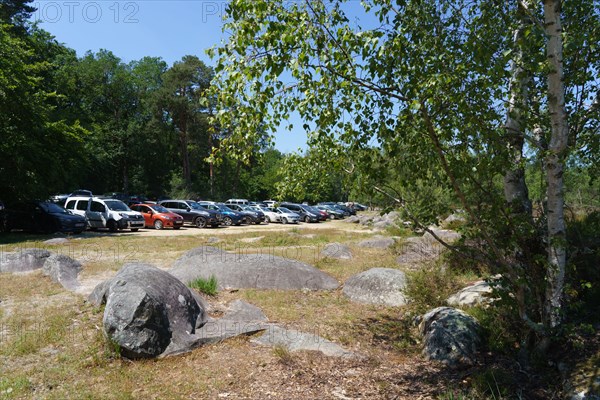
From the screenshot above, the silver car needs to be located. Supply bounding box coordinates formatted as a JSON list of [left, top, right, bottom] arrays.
[[276, 207, 300, 224]]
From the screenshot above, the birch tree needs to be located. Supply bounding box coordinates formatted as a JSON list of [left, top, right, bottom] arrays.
[[209, 0, 600, 352]]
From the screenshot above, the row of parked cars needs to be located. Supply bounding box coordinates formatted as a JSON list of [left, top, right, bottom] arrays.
[[0, 193, 366, 234]]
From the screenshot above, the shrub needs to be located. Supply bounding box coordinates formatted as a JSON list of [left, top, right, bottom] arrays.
[[189, 275, 218, 296], [404, 262, 463, 314]]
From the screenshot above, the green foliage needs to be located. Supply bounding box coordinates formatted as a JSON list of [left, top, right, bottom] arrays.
[[189, 275, 218, 296], [404, 263, 463, 315], [564, 211, 600, 320]]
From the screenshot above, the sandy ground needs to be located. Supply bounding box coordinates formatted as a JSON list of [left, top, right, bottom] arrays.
[[74, 219, 371, 238]]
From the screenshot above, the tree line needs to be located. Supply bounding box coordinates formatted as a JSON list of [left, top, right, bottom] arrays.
[[1, 1, 295, 204]]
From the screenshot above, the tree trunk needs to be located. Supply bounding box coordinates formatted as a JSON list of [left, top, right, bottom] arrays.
[[543, 0, 569, 330], [504, 3, 532, 215], [180, 115, 191, 189], [504, 3, 536, 342]]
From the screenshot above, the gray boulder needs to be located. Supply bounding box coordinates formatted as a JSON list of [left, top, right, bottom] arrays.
[[42, 253, 82, 291], [343, 268, 408, 306], [89, 263, 206, 359], [344, 215, 360, 224], [419, 307, 481, 366], [447, 280, 493, 307], [384, 211, 401, 221], [251, 325, 355, 358], [396, 236, 445, 267], [170, 246, 339, 291], [357, 235, 395, 249], [194, 300, 268, 347], [423, 228, 461, 243], [320, 243, 353, 260], [0, 248, 51, 273], [43, 238, 70, 245], [373, 220, 393, 230]]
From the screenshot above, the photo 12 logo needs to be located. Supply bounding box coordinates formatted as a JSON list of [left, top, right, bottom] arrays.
[[31, 1, 140, 23]]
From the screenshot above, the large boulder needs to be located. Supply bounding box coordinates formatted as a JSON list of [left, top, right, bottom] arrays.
[[0, 248, 51, 273], [42, 253, 82, 291], [396, 236, 445, 267], [343, 268, 408, 306], [447, 280, 494, 307], [357, 236, 395, 249], [419, 307, 481, 367], [170, 246, 339, 291], [89, 263, 207, 359], [422, 228, 461, 243], [320, 243, 353, 260]]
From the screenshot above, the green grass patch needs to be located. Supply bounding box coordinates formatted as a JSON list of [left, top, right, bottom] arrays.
[[189, 275, 218, 296]]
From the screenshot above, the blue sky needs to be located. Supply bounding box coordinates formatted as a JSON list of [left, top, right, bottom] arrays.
[[32, 0, 311, 153]]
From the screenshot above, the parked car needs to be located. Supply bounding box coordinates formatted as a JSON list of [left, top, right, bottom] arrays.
[[130, 203, 184, 230], [316, 205, 345, 219], [262, 200, 277, 208], [227, 204, 266, 224], [257, 206, 280, 223], [197, 202, 244, 226], [248, 205, 271, 223], [158, 200, 221, 228], [305, 205, 329, 221], [275, 207, 300, 224], [225, 198, 249, 206], [280, 202, 320, 223], [65, 196, 145, 232], [1, 201, 87, 234]]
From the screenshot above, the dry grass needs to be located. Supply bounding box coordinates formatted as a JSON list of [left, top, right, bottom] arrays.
[[1, 223, 557, 399]]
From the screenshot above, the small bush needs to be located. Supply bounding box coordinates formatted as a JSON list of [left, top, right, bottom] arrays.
[[272, 345, 294, 365], [189, 275, 218, 296], [404, 263, 463, 314]]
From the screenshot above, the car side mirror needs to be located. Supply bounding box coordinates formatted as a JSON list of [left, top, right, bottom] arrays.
[[186, 207, 191, 212]]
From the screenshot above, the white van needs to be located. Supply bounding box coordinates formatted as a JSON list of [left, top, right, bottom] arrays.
[[225, 198, 249, 205], [64, 196, 145, 232]]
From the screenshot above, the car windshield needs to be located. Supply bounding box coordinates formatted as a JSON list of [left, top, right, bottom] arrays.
[[217, 204, 235, 212], [278, 207, 292, 213], [188, 202, 204, 210], [105, 200, 130, 211], [241, 206, 255, 211], [149, 204, 169, 213], [41, 202, 69, 214], [307, 206, 320, 213]]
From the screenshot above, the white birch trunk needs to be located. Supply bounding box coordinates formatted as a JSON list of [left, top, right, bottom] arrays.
[[543, 0, 569, 329]]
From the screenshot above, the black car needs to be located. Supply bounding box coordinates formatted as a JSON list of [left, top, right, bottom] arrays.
[[280, 203, 320, 223], [158, 199, 221, 228], [1, 201, 87, 234], [227, 204, 266, 224]]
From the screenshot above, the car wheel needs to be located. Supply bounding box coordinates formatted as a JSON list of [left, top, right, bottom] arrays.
[[265, 216, 271, 223], [74, 230, 83, 234], [131, 228, 139, 232], [173, 226, 181, 230], [107, 220, 118, 232], [154, 220, 164, 230], [304, 216, 310, 223], [282, 217, 288, 224], [194, 217, 207, 228], [223, 216, 233, 226], [330, 214, 335, 220]]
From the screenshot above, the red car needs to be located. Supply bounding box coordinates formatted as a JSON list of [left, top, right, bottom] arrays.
[[130, 203, 184, 230]]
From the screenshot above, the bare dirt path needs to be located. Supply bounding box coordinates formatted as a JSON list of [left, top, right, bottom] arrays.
[[77, 219, 371, 238]]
